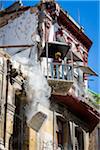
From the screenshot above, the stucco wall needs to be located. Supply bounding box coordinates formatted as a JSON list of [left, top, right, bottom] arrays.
[[0, 9, 39, 150], [0, 9, 38, 62], [89, 127, 99, 150]]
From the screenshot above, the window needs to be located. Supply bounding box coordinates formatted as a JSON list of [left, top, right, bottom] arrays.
[[56, 117, 64, 149], [75, 127, 84, 150], [55, 116, 85, 150], [68, 122, 85, 150], [12, 94, 25, 150]]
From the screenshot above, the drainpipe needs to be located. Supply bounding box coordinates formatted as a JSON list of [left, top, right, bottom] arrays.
[[45, 19, 49, 80], [4, 59, 10, 147], [46, 42, 49, 79]]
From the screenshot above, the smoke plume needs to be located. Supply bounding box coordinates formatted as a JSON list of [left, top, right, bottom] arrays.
[[12, 55, 51, 122]]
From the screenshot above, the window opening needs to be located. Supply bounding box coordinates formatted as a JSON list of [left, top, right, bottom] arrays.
[[75, 127, 84, 150], [56, 117, 64, 150]]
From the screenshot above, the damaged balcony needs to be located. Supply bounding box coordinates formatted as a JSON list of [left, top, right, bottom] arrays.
[[48, 62, 73, 95], [40, 41, 74, 95]]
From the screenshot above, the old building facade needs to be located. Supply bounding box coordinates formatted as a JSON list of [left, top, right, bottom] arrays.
[[0, 1, 99, 150]]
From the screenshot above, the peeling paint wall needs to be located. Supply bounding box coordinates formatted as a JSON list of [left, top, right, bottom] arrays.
[[0, 8, 54, 150], [0, 9, 38, 61], [0, 9, 39, 150]]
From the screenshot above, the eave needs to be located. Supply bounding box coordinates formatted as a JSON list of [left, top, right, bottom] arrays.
[[58, 10, 92, 50], [51, 93, 99, 132]]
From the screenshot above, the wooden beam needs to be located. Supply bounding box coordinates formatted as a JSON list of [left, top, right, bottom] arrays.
[[0, 44, 34, 48]]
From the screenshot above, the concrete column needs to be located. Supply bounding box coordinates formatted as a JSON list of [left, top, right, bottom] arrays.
[[0, 116, 4, 146], [0, 57, 7, 150], [72, 122, 75, 150], [63, 120, 69, 150], [53, 110, 57, 149], [84, 131, 89, 150], [29, 128, 37, 150], [0, 138, 5, 150], [5, 103, 15, 150]]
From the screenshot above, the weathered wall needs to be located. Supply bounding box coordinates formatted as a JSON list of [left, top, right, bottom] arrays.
[[0, 9, 38, 61], [0, 56, 16, 150], [0, 9, 39, 150], [27, 104, 53, 150], [89, 126, 99, 150], [0, 55, 7, 149], [38, 107, 53, 150]]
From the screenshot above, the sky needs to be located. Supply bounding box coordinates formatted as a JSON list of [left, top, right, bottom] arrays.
[[0, 0, 100, 93]]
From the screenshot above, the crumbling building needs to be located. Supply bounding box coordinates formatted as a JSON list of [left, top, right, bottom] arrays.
[[0, 0, 99, 150]]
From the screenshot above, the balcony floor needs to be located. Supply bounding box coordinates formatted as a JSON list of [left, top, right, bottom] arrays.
[[48, 79, 73, 95]]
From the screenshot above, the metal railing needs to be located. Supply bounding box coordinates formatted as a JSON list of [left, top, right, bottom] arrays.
[[48, 62, 73, 81]]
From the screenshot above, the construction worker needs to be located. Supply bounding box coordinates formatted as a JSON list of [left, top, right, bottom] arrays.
[[54, 52, 62, 63], [53, 52, 62, 78]]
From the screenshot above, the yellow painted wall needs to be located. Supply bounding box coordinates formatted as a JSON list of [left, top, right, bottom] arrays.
[[28, 106, 54, 150], [29, 129, 37, 150]]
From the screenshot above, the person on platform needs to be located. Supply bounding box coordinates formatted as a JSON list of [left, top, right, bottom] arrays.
[[53, 52, 62, 78]]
